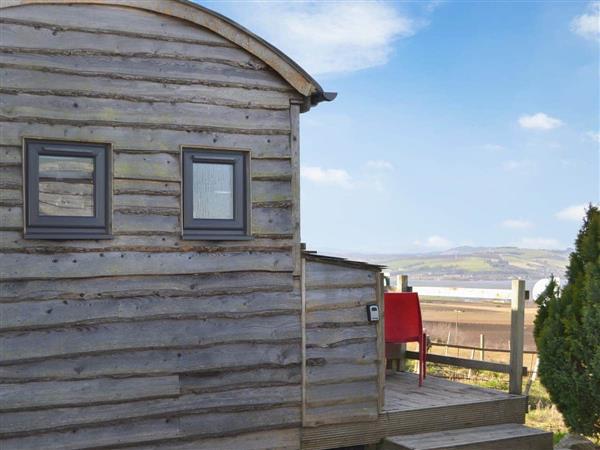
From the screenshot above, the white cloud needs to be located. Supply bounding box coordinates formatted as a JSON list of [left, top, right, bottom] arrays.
[[571, 2, 600, 41], [228, 2, 422, 75], [517, 237, 563, 250], [502, 219, 533, 229], [518, 113, 563, 130], [414, 235, 453, 249], [502, 160, 535, 172], [556, 204, 588, 221], [301, 165, 353, 188], [586, 131, 600, 143], [482, 144, 505, 152], [365, 160, 394, 170]]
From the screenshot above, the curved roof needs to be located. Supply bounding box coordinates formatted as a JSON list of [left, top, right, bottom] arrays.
[[0, 0, 336, 108]]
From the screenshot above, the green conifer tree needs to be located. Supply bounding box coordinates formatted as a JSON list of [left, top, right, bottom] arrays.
[[534, 204, 600, 437]]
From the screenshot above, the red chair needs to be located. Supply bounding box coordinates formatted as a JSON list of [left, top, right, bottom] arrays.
[[385, 292, 427, 386]]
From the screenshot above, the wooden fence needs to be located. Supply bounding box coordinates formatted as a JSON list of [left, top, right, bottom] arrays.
[[386, 275, 529, 395]]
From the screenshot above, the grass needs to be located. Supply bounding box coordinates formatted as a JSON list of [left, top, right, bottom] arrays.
[[406, 361, 574, 444]]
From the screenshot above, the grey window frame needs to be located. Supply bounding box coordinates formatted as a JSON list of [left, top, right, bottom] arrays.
[[181, 147, 251, 240], [24, 138, 112, 240]]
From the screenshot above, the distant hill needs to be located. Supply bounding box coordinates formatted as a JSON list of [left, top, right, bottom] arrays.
[[335, 246, 570, 282]]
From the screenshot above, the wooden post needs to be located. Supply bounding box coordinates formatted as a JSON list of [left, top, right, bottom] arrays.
[[467, 349, 476, 379], [509, 279, 526, 395], [376, 271, 386, 413], [396, 275, 409, 372], [480, 333, 485, 361]]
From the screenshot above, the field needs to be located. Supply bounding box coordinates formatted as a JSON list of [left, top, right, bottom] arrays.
[[420, 298, 538, 352]]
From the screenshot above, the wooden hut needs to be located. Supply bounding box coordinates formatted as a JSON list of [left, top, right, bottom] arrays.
[[0, 1, 552, 449]]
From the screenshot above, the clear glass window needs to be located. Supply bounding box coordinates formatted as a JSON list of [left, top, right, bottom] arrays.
[[38, 155, 95, 217]]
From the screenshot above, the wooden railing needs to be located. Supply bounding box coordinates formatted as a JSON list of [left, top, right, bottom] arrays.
[[386, 275, 528, 395]]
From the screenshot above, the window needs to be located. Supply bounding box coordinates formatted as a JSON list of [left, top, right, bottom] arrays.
[[182, 148, 250, 240], [24, 139, 111, 239]]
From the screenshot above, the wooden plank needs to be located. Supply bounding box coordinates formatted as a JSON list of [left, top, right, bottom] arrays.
[[0, 67, 294, 110], [307, 305, 370, 325], [413, 285, 513, 301], [125, 429, 300, 450], [0, 22, 264, 68], [0, 314, 300, 363], [0, 121, 292, 155], [252, 206, 293, 235], [306, 380, 378, 408], [0, 341, 301, 382], [0, 166, 21, 188], [0, 271, 292, 302], [305, 286, 376, 311], [179, 405, 301, 438], [114, 194, 179, 210], [0, 231, 293, 253], [306, 261, 377, 288], [1, 290, 299, 331], [0, 250, 293, 280], [403, 351, 527, 375], [114, 152, 179, 181], [0, 4, 235, 46], [509, 279, 526, 395], [0, 92, 290, 132], [180, 366, 301, 393], [0, 385, 299, 436], [114, 179, 180, 195], [0, 146, 21, 164], [300, 257, 308, 426], [376, 271, 385, 413], [0, 376, 179, 411], [113, 212, 179, 233], [0, 188, 21, 206], [304, 400, 378, 428], [252, 158, 292, 178], [0, 416, 181, 450], [306, 362, 378, 385], [0, 206, 21, 229], [290, 103, 301, 276], [306, 340, 378, 364], [306, 326, 376, 348], [382, 423, 552, 450], [0, 52, 291, 92], [252, 180, 291, 203]]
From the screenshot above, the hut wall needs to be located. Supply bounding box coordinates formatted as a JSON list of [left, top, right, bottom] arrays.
[[0, 4, 303, 449], [303, 257, 382, 427]]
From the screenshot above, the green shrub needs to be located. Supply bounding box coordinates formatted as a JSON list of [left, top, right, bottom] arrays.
[[534, 205, 600, 437]]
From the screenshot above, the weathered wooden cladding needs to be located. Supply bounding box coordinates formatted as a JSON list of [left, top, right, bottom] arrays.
[[0, 121, 292, 154], [0, 250, 293, 281], [0, 271, 293, 302], [303, 257, 380, 427], [0, 92, 291, 133], [0, 2, 307, 448], [0, 4, 236, 46], [1, 290, 300, 331], [0, 66, 294, 110], [0, 341, 302, 382], [0, 376, 181, 412], [0, 385, 300, 437], [0, 21, 267, 68]]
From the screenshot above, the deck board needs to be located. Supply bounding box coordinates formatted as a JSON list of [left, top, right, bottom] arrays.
[[384, 372, 513, 411], [302, 372, 527, 450]]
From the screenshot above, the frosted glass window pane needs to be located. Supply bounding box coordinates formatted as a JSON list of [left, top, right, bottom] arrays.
[[38, 155, 95, 217], [193, 163, 234, 219]]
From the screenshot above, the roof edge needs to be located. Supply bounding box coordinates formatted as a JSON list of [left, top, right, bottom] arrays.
[[1, 0, 330, 103]]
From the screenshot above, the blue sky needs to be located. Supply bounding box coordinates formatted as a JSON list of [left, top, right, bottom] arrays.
[[203, 1, 599, 253]]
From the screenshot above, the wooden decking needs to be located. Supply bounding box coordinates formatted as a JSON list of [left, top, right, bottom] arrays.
[[302, 372, 528, 450]]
